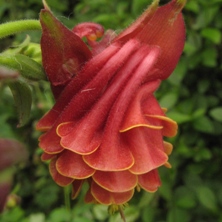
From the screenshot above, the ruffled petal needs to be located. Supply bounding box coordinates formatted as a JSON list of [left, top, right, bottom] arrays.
[[138, 169, 161, 192], [57, 122, 101, 155], [92, 171, 137, 192], [39, 130, 64, 154], [124, 127, 168, 175], [85, 188, 97, 204], [49, 158, 73, 186], [114, 0, 186, 81], [163, 141, 173, 155], [36, 42, 121, 130], [58, 42, 157, 156], [120, 82, 162, 132], [91, 181, 134, 205], [84, 47, 160, 171], [71, 179, 84, 199], [56, 150, 95, 179], [41, 152, 56, 161], [145, 115, 178, 137], [83, 135, 134, 171]]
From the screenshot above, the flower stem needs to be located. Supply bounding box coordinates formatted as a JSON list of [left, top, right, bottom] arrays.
[[0, 20, 41, 39], [64, 186, 71, 211], [118, 205, 126, 222]]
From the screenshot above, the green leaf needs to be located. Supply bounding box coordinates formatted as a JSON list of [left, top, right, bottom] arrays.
[[141, 206, 156, 222], [194, 148, 212, 162], [192, 108, 206, 119], [209, 107, 222, 122], [0, 54, 46, 81], [168, 59, 187, 85], [167, 208, 191, 222], [7, 80, 32, 127], [201, 28, 221, 44], [0, 206, 25, 222], [185, 1, 199, 13], [192, 116, 214, 133], [197, 79, 210, 93], [48, 207, 71, 222], [174, 186, 196, 209], [2, 35, 31, 55], [159, 92, 178, 109], [92, 205, 108, 221], [201, 47, 218, 67], [167, 111, 192, 124], [29, 213, 45, 222], [109, 206, 140, 222], [196, 186, 217, 212]]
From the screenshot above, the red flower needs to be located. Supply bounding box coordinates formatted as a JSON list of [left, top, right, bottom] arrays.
[[36, 0, 186, 206]]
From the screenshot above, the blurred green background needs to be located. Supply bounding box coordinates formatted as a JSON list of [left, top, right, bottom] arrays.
[[0, 0, 222, 221]]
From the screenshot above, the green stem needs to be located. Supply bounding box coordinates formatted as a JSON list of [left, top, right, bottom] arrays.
[[0, 20, 41, 39], [64, 186, 71, 211]]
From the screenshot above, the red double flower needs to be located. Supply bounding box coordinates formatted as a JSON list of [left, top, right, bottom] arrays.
[[36, 0, 186, 206]]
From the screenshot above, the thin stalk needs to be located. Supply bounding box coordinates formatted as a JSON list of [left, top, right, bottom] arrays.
[[0, 20, 41, 39], [118, 206, 126, 222], [64, 186, 71, 211]]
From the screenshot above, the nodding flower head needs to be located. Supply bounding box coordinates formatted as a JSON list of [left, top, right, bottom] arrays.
[[37, 0, 186, 207]]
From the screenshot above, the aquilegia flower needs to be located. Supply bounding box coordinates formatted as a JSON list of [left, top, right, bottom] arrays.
[[36, 0, 186, 206]]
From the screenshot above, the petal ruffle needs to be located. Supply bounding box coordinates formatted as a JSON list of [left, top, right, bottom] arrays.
[[84, 47, 160, 171], [124, 127, 168, 175], [92, 170, 137, 192], [41, 152, 56, 161], [145, 115, 177, 137], [57, 42, 157, 156], [39, 130, 64, 154], [83, 135, 134, 171], [71, 179, 84, 199], [138, 169, 161, 192], [49, 158, 73, 186], [163, 141, 173, 155], [91, 181, 134, 205], [120, 82, 162, 132], [57, 122, 101, 155], [56, 150, 95, 179]]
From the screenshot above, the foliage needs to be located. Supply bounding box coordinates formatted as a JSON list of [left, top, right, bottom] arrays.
[[0, 0, 222, 221]]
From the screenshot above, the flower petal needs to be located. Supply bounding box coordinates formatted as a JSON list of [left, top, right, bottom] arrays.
[[71, 179, 84, 199], [115, 0, 186, 80], [145, 115, 178, 137], [85, 188, 97, 204], [83, 135, 134, 171], [37, 39, 140, 136], [56, 150, 95, 179], [39, 131, 64, 154], [36, 42, 121, 131], [40, 9, 92, 98], [41, 152, 56, 161], [57, 41, 152, 155], [84, 46, 160, 171], [49, 158, 73, 186], [91, 181, 134, 205], [72, 22, 104, 40], [124, 127, 168, 175], [120, 81, 162, 132], [138, 169, 161, 192], [163, 141, 173, 155], [92, 171, 137, 192], [57, 122, 101, 155]]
